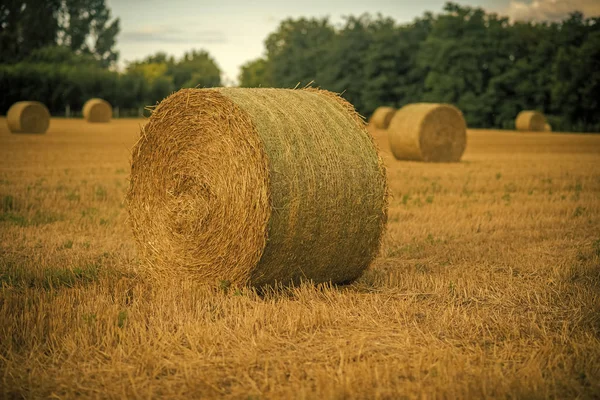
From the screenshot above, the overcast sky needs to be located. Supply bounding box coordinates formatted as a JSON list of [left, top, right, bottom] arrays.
[[106, 0, 600, 84]]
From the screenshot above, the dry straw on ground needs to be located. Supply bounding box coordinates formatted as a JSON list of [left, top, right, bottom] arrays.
[[127, 88, 388, 287], [6, 101, 50, 134], [388, 103, 467, 162], [1, 119, 600, 398], [369, 106, 396, 129], [515, 110, 546, 132], [83, 98, 112, 123]]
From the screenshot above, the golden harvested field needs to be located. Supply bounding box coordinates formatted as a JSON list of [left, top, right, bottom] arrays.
[[1, 118, 599, 399]]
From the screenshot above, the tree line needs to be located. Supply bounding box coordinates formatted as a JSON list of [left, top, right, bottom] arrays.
[[240, 3, 600, 132], [0, 0, 221, 116], [1, 1, 598, 131]]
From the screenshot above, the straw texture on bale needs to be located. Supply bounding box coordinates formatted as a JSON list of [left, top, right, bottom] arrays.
[[388, 103, 467, 162], [6, 101, 50, 134], [515, 110, 546, 132], [369, 106, 396, 129], [83, 98, 112, 122], [127, 88, 388, 287]]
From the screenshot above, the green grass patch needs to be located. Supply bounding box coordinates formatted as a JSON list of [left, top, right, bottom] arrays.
[[117, 311, 128, 328], [66, 191, 80, 201], [401, 193, 411, 205], [1, 252, 127, 291], [0, 210, 63, 227], [95, 185, 108, 201], [573, 206, 585, 218], [593, 239, 600, 257], [60, 240, 74, 250], [81, 207, 99, 218], [1, 195, 16, 211], [0, 262, 100, 290]]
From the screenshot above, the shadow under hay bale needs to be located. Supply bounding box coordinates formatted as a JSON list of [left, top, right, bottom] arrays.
[[515, 110, 546, 132], [6, 101, 51, 134], [369, 106, 396, 129], [388, 103, 467, 162], [83, 98, 112, 123], [127, 88, 388, 287]]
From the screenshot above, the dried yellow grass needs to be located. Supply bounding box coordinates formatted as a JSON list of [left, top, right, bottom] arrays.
[[83, 98, 112, 123], [6, 101, 50, 134], [388, 103, 467, 162], [127, 88, 388, 287], [1, 119, 600, 398], [369, 106, 396, 129], [515, 110, 546, 132]]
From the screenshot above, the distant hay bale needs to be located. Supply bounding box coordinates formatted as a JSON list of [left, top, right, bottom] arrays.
[[388, 103, 467, 162], [127, 88, 388, 287], [515, 110, 546, 132], [369, 106, 396, 129], [544, 123, 552, 132], [83, 98, 112, 122], [6, 101, 50, 134]]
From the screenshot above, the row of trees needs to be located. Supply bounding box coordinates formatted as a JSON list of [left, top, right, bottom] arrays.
[[0, 47, 221, 114], [240, 3, 600, 131], [0, 0, 221, 115], [0, 0, 119, 67], [1, 1, 598, 131]]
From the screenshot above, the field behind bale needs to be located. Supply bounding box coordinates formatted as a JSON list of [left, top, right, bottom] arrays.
[[1, 118, 599, 399]]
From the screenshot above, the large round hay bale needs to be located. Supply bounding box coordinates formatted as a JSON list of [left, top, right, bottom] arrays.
[[544, 123, 552, 132], [515, 110, 546, 132], [369, 106, 396, 129], [6, 101, 50, 134], [83, 98, 112, 122], [388, 103, 467, 162], [127, 88, 388, 287]]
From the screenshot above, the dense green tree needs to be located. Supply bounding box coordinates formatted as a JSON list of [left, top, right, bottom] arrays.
[[550, 16, 600, 131], [0, 0, 62, 63], [361, 14, 432, 116], [264, 18, 335, 87], [0, 0, 119, 67], [316, 15, 372, 112], [57, 0, 120, 67], [238, 58, 272, 87], [168, 50, 221, 88], [417, 4, 504, 127], [25, 45, 99, 66], [128, 50, 221, 89]]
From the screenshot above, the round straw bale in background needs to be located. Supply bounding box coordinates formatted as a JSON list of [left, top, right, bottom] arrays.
[[83, 98, 112, 122], [515, 110, 546, 132], [127, 88, 388, 287], [388, 103, 467, 162], [369, 106, 396, 129], [6, 101, 50, 134], [544, 123, 552, 132]]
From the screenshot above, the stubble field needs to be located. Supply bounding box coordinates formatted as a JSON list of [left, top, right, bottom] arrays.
[[0, 118, 599, 399]]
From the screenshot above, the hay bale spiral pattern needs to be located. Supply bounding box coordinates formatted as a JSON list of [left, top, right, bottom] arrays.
[[6, 101, 50, 134], [388, 103, 467, 162], [127, 88, 388, 287]]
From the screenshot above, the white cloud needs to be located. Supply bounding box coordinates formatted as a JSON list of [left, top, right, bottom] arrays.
[[506, 0, 600, 22]]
